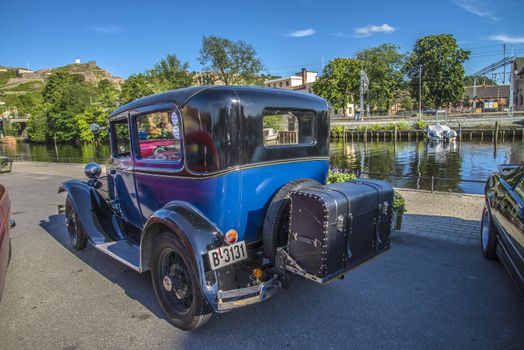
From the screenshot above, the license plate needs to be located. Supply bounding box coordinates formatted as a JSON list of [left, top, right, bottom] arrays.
[[208, 241, 247, 270]]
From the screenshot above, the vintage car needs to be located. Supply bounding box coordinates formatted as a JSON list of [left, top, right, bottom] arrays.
[[0, 184, 15, 302], [59, 86, 394, 330], [482, 164, 524, 297]]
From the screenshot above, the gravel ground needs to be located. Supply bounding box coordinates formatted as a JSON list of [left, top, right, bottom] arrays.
[[398, 189, 484, 244]]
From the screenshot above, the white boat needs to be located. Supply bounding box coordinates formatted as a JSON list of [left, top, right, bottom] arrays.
[[426, 110, 457, 142]]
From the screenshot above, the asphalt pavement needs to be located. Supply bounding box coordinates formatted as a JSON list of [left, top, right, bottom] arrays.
[[0, 162, 523, 350]]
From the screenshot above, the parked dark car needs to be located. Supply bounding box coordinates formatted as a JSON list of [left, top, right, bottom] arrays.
[[482, 164, 524, 296], [59, 86, 394, 330], [423, 108, 437, 116], [0, 184, 15, 302]]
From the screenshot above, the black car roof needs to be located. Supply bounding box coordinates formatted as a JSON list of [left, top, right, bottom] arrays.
[[109, 86, 212, 118], [108, 85, 326, 118]]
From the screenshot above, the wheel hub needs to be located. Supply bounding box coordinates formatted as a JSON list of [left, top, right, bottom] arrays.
[[162, 275, 173, 292], [170, 264, 189, 299]]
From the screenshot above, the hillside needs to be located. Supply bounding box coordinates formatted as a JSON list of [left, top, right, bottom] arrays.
[[0, 61, 123, 115]]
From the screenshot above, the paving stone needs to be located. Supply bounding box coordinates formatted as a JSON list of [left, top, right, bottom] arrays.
[[397, 189, 483, 245]]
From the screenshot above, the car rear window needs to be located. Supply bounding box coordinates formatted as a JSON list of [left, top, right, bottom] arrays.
[[262, 109, 315, 147]]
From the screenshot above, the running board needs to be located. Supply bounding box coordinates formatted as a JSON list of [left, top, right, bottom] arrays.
[[94, 240, 140, 272]]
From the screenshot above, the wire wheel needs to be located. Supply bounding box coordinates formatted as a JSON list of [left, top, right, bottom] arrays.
[[65, 196, 87, 250], [151, 232, 211, 330], [159, 248, 193, 314]]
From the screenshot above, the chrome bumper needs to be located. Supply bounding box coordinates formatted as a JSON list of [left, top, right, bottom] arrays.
[[217, 275, 280, 311]]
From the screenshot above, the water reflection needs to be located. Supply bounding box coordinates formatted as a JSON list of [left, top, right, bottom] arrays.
[[1, 140, 522, 194], [330, 140, 523, 194], [0, 143, 111, 164]]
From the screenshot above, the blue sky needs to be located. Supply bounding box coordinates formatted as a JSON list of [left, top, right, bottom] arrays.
[[1, 0, 523, 80]]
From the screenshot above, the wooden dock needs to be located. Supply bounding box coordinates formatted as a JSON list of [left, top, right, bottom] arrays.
[[333, 124, 524, 143]]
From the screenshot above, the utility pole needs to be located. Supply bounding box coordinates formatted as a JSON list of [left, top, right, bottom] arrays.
[[503, 44, 506, 84], [418, 65, 422, 120], [509, 66, 515, 117]]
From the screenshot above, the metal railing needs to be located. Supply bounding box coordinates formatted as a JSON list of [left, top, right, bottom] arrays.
[[358, 171, 486, 193], [6, 155, 105, 163], [7, 154, 487, 193]]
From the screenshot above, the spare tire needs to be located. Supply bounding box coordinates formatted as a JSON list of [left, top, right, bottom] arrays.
[[263, 178, 320, 263]]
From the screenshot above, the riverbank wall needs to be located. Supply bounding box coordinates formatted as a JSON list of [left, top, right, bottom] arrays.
[[332, 126, 524, 143]]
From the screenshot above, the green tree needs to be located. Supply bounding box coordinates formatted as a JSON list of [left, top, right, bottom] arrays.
[[312, 58, 360, 115], [147, 54, 193, 90], [199, 35, 263, 85], [42, 72, 98, 142], [42, 72, 71, 105], [27, 103, 50, 142], [400, 96, 415, 110], [75, 107, 108, 142], [356, 44, 405, 113], [404, 34, 470, 109], [464, 75, 496, 86], [97, 79, 119, 110], [119, 74, 156, 105]]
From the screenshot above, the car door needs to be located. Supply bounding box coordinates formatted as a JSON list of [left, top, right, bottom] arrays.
[[501, 176, 524, 276], [107, 115, 143, 229], [131, 105, 185, 222]]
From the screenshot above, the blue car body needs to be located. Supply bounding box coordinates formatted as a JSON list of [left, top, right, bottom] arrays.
[[59, 86, 330, 313]]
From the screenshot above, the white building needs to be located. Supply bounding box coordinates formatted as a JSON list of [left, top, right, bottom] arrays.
[[265, 68, 317, 93]]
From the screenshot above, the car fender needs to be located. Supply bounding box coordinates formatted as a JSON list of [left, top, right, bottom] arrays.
[[141, 201, 224, 311], [58, 179, 114, 244]]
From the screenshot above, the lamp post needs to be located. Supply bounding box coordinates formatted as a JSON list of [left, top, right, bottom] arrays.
[[418, 65, 422, 120], [360, 67, 369, 121]]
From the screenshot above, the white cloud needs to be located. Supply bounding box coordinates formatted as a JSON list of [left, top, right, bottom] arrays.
[[353, 24, 396, 38], [88, 25, 124, 34], [486, 34, 524, 44], [288, 28, 316, 37], [453, 0, 498, 21]]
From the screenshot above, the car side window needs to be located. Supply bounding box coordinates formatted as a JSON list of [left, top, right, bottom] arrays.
[[112, 118, 130, 158], [135, 110, 182, 161]]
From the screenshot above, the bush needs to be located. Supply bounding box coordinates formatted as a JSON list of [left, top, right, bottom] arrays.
[[396, 121, 410, 131], [328, 169, 357, 184], [384, 123, 396, 131], [369, 123, 382, 132], [331, 125, 344, 138], [413, 120, 427, 130], [393, 191, 406, 214]]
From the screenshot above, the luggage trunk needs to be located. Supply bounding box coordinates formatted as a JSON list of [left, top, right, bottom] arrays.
[[286, 179, 393, 284]]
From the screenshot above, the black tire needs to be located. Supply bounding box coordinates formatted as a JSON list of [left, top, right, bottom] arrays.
[[65, 196, 88, 250], [263, 178, 320, 263], [480, 206, 498, 260], [151, 232, 211, 330]]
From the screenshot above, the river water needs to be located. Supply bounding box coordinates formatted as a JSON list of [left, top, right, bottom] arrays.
[[1, 140, 523, 194]]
